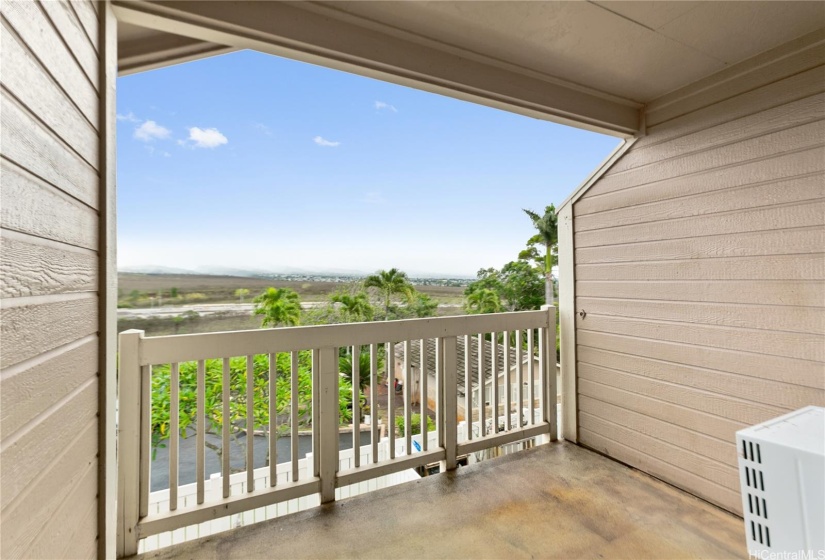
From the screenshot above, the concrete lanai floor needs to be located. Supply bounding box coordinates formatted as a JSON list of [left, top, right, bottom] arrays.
[[136, 442, 745, 559]]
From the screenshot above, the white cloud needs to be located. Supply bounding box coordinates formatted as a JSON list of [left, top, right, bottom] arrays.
[[253, 123, 273, 136], [313, 136, 340, 147], [374, 101, 397, 113], [117, 112, 140, 123], [134, 120, 171, 141], [187, 127, 228, 148], [363, 191, 385, 204]]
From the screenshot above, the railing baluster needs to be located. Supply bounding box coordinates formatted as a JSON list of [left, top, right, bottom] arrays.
[[117, 330, 144, 557], [196, 360, 205, 504], [140, 364, 151, 520], [269, 353, 278, 487], [516, 330, 524, 428], [404, 340, 412, 455], [246, 355, 256, 492], [435, 337, 443, 454], [291, 351, 299, 482], [387, 342, 395, 460], [312, 348, 320, 478], [504, 331, 511, 432], [222, 358, 231, 497], [491, 333, 498, 434], [464, 334, 471, 441], [538, 326, 547, 431], [352, 345, 361, 468], [441, 336, 458, 471], [544, 305, 558, 440], [370, 344, 378, 463], [169, 362, 179, 511], [528, 329, 535, 426], [477, 334, 485, 438], [318, 347, 338, 503], [420, 339, 427, 452]]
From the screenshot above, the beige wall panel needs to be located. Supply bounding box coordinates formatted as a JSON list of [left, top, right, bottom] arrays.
[[1, 0, 99, 127], [578, 363, 787, 425], [578, 346, 823, 410], [577, 314, 822, 361], [1, 92, 98, 208], [0, 159, 98, 250], [38, 0, 99, 89], [580, 413, 739, 491], [577, 253, 824, 282], [575, 147, 824, 216], [576, 173, 824, 231], [580, 396, 736, 466], [0, 0, 102, 555], [578, 226, 824, 264], [577, 202, 825, 247], [24, 458, 99, 560], [0, 421, 97, 559], [578, 379, 744, 443], [576, 297, 824, 335], [580, 428, 742, 514], [576, 280, 825, 308], [0, 338, 97, 440], [639, 65, 825, 150], [0, 233, 97, 298], [586, 120, 824, 198], [0, 295, 98, 368], [0, 380, 97, 510], [1, 21, 99, 167], [646, 44, 825, 127], [612, 93, 825, 174], [67, 0, 98, 50], [578, 330, 824, 389]]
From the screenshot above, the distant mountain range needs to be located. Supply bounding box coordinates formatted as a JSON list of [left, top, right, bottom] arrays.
[[118, 264, 475, 280]]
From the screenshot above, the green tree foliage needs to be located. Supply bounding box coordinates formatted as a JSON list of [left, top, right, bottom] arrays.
[[235, 288, 250, 303], [406, 291, 438, 318], [330, 291, 374, 322], [170, 287, 179, 298], [150, 352, 356, 465], [465, 288, 502, 314], [521, 205, 558, 305], [364, 268, 413, 317], [253, 287, 302, 327], [464, 261, 543, 312], [339, 347, 384, 390], [395, 413, 435, 437]]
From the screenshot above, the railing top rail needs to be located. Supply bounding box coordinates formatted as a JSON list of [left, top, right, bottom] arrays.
[[127, 310, 553, 365]]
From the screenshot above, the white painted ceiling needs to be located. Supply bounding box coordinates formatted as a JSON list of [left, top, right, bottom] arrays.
[[118, 1, 824, 104]]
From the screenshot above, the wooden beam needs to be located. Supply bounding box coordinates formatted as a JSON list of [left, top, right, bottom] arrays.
[[118, 30, 235, 76], [111, 0, 640, 136]]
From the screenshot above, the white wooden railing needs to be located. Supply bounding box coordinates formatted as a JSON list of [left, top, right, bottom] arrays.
[[116, 308, 556, 557]]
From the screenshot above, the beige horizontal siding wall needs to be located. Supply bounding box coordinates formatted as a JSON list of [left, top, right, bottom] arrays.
[[573, 31, 825, 515], [0, 1, 102, 558]]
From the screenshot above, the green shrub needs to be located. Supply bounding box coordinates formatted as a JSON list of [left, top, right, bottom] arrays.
[[395, 412, 435, 436]]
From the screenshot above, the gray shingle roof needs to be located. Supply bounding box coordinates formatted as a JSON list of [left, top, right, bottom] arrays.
[[393, 336, 536, 396]]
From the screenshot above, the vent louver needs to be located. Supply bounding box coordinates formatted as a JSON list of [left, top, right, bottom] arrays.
[[736, 407, 824, 556]]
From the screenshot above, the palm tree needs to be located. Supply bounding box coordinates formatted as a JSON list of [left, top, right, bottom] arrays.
[[363, 268, 413, 317], [466, 288, 502, 314], [253, 287, 302, 327], [522, 205, 558, 305], [330, 291, 374, 322], [339, 349, 383, 390]]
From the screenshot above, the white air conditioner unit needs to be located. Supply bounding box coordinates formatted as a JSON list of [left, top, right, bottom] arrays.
[[736, 406, 824, 556]]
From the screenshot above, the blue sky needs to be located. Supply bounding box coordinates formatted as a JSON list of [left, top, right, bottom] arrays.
[[117, 50, 620, 277]]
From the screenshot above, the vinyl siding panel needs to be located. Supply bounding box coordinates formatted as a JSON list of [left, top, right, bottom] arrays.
[[573, 40, 825, 515], [0, 0, 100, 557]]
